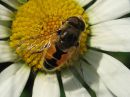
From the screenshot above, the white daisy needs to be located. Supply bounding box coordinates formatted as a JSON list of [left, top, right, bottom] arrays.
[[0, 0, 130, 97]]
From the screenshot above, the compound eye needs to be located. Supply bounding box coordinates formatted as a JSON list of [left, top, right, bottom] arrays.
[[67, 16, 85, 31]]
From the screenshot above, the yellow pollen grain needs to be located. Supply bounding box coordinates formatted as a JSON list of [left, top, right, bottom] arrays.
[[10, 0, 89, 71]]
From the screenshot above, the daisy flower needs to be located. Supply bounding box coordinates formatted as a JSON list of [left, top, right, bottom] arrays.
[[0, 0, 130, 97]]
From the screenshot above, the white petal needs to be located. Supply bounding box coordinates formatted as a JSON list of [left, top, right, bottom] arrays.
[[0, 25, 10, 39], [76, 62, 115, 97], [90, 18, 130, 52], [87, 0, 130, 24], [75, 0, 91, 7], [0, 41, 17, 63], [84, 50, 130, 97], [62, 70, 91, 97], [0, 64, 30, 97], [1, 0, 21, 9], [0, 62, 22, 83], [87, 0, 103, 10], [0, 16, 12, 21], [32, 73, 60, 97], [0, 4, 14, 20]]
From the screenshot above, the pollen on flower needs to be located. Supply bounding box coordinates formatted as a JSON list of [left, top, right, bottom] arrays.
[[10, 0, 89, 72]]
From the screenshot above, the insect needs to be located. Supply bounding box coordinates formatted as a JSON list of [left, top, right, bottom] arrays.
[[43, 16, 86, 72]]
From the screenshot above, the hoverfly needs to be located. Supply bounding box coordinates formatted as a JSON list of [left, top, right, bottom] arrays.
[[43, 16, 85, 71]]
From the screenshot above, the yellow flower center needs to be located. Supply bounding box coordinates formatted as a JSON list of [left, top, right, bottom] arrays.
[[10, 0, 89, 72]]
